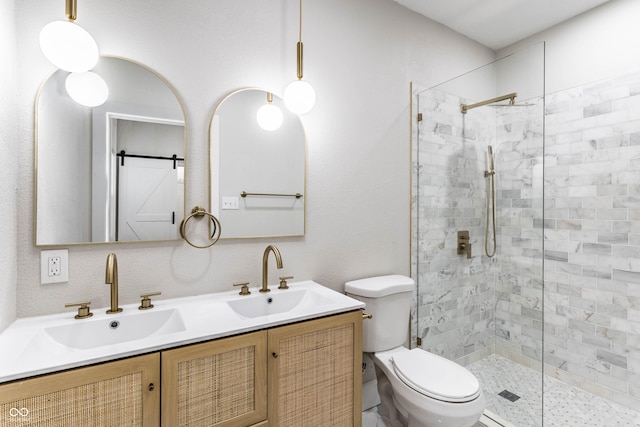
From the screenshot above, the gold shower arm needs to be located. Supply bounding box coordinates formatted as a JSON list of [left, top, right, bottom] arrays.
[[461, 92, 517, 114]]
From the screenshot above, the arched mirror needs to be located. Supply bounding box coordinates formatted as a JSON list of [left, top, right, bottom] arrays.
[[35, 57, 186, 246], [210, 89, 305, 238]]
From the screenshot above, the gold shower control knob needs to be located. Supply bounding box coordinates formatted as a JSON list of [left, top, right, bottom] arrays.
[[457, 231, 472, 259]]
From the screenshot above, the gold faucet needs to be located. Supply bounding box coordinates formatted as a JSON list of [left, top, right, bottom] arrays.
[[261, 245, 283, 293], [105, 253, 123, 314]]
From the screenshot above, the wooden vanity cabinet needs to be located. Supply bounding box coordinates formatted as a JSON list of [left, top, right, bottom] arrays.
[[161, 331, 268, 427], [0, 310, 361, 427], [0, 353, 160, 426], [161, 311, 362, 427], [268, 310, 362, 427]]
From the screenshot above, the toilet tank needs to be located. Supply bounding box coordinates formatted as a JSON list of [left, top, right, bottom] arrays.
[[345, 275, 414, 352]]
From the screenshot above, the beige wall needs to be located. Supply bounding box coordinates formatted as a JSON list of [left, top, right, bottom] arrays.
[[7, 0, 494, 319], [499, 0, 640, 94], [0, 0, 18, 330]]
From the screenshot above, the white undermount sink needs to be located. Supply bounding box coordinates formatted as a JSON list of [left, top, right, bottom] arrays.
[[44, 308, 186, 350], [226, 288, 334, 319]]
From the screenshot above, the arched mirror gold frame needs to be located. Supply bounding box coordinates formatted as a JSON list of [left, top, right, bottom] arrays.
[[209, 89, 306, 239], [35, 56, 187, 246]]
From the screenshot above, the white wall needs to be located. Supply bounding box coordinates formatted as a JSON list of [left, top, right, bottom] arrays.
[[11, 0, 494, 318], [0, 0, 18, 329], [36, 73, 91, 245], [499, 0, 640, 94]]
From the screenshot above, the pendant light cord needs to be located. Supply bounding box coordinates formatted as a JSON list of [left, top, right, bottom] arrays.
[[295, 0, 304, 80], [298, 0, 303, 43]]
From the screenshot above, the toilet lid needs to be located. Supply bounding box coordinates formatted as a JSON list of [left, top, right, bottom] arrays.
[[390, 349, 480, 403]]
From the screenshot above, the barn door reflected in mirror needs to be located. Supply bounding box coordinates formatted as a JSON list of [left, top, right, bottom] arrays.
[[112, 117, 184, 241]]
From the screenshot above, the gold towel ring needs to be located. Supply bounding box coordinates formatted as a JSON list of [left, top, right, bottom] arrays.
[[180, 206, 222, 248]]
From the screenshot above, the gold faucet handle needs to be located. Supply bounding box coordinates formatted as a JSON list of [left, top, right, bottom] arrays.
[[233, 282, 251, 295], [278, 276, 294, 290], [139, 292, 161, 310], [65, 301, 93, 319]]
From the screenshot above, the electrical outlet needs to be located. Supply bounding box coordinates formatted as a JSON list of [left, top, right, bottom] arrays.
[[48, 256, 61, 276], [222, 197, 239, 210], [41, 249, 69, 284]]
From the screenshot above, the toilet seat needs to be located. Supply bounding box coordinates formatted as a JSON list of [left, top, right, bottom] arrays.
[[390, 348, 481, 403]]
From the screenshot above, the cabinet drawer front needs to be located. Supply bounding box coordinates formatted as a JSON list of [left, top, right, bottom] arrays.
[[0, 353, 160, 427], [162, 331, 267, 427]]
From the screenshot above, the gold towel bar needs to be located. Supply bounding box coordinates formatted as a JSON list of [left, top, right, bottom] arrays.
[[241, 191, 303, 199]]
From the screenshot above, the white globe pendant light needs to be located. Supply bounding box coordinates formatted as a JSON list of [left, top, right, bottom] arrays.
[[65, 71, 109, 107], [39, 0, 99, 72], [284, 79, 316, 115], [283, 0, 316, 115], [39, 21, 99, 72], [257, 92, 283, 131]]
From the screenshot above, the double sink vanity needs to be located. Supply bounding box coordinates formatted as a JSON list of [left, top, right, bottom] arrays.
[[8, 54, 355, 426], [0, 279, 364, 426]]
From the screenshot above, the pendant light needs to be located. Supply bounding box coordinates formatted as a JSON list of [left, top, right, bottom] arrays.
[[65, 71, 109, 107], [283, 0, 316, 115], [40, 0, 108, 107], [257, 92, 283, 131], [39, 0, 99, 72]]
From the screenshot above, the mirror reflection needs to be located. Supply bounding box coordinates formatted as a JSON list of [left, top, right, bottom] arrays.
[[210, 89, 305, 238], [36, 57, 186, 246]]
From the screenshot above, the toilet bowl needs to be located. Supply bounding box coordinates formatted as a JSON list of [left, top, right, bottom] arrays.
[[346, 275, 485, 427], [372, 346, 485, 427]]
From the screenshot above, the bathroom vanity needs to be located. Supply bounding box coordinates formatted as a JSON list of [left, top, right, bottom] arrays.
[[0, 281, 363, 426]]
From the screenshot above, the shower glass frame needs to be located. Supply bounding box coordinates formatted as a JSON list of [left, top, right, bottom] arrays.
[[411, 42, 546, 426]]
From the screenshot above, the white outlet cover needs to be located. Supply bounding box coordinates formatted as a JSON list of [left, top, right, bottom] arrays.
[[222, 196, 239, 210], [41, 249, 69, 284]]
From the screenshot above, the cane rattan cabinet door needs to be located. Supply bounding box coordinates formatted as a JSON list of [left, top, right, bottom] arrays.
[[161, 330, 267, 427], [0, 353, 160, 426], [267, 310, 363, 427]]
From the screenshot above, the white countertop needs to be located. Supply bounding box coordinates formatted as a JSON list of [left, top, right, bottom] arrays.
[[0, 280, 364, 383]]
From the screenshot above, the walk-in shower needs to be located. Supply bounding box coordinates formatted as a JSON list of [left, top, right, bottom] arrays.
[[412, 42, 640, 426]]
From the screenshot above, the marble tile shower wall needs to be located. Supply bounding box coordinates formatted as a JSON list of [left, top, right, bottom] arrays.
[[414, 88, 545, 367], [492, 101, 545, 368], [543, 70, 640, 410], [414, 70, 640, 412], [414, 89, 499, 364]]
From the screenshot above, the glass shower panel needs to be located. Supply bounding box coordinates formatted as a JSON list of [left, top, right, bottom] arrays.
[[543, 70, 640, 424], [412, 43, 545, 426]]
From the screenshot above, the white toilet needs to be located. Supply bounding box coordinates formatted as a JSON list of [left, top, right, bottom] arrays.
[[346, 275, 486, 427]]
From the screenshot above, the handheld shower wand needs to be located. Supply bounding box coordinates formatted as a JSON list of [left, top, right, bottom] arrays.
[[485, 146, 496, 258], [487, 145, 495, 172]]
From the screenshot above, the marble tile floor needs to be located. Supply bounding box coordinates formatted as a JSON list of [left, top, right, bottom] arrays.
[[467, 354, 640, 427]]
